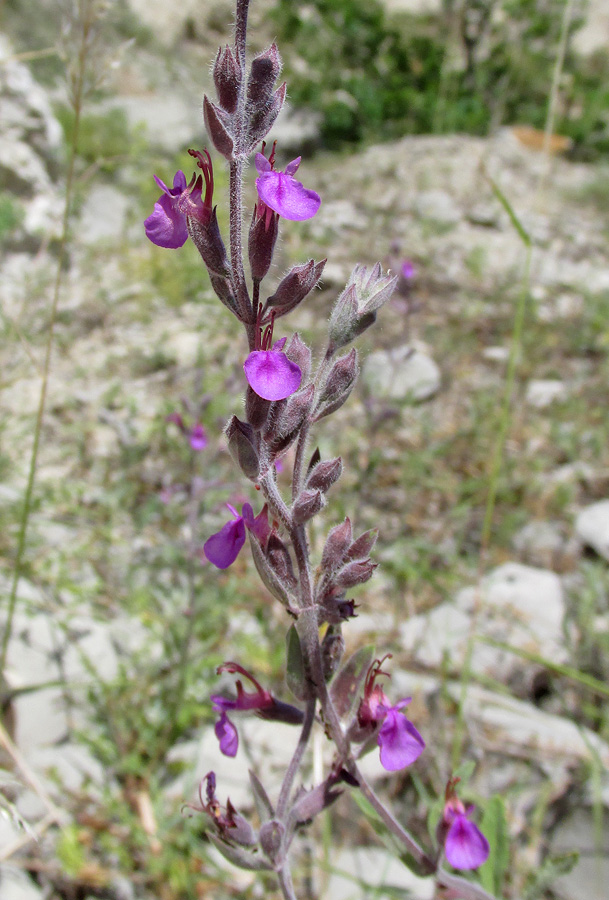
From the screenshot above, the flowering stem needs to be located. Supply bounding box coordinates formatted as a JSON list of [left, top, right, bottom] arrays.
[[277, 863, 298, 900], [277, 696, 316, 819], [350, 764, 435, 873]]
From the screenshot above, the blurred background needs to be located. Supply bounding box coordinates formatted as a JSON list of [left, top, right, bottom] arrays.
[[1, 1, 609, 899]]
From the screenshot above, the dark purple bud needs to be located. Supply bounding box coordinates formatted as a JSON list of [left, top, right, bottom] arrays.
[[247, 44, 282, 107], [213, 45, 241, 114], [245, 386, 272, 431], [306, 457, 342, 493], [225, 415, 260, 481], [321, 518, 353, 572], [291, 781, 342, 825], [292, 488, 326, 524], [315, 349, 359, 422], [207, 274, 238, 318], [347, 528, 379, 561], [248, 203, 279, 282], [265, 383, 315, 456], [321, 625, 345, 682], [259, 820, 284, 866], [249, 532, 296, 607], [330, 644, 376, 721], [187, 207, 230, 277], [335, 558, 377, 589], [266, 259, 326, 319], [318, 592, 358, 625], [284, 333, 312, 383], [266, 531, 297, 589], [246, 82, 286, 151], [204, 95, 235, 159]]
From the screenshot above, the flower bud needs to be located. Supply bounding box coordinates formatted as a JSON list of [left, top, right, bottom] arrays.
[[266, 532, 297, 589], [247, 44, 282, 108], [265, 383, 314, 455], [284, 333, 312, 383], [187, 208, 230, 277], [224, 416, 260, 481], [213, 45, 241, 114], [246, 83, 286, 152], [204, 95, 235, 159], [292, 488, 326, 524], [347, 529, 379, 562], [209, 273, 240, 318], [266, 259, 326, 319], [248, 205, 279, 282], [335, 558, 377, 589], [321, 625, 345, 682], [328, 264, 397, 350], [321, 518, 352, 572], [306, 457, 342, 493], [246, 386, 271, 431], [314, 349, 359, 422], [259, 820, 284, 866]]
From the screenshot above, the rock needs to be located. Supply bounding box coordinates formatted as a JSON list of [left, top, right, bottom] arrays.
[[415, 189, 461, 225], [482, 345, 510, 362], [551, 808, 609, 900], [101, 93, 201, 154], [525, 379, 568, 409], [512, 520, 578, 570], [327, 847, 434, 900], [575, 500, 609, 561], [362, 346, 441, 402], [399, 563, 566, 684], [79, 185, 131, 243], [0, 867, 44, 900]]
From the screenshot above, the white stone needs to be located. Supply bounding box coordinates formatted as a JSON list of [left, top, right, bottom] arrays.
[[362, 346, 441, 402], [399, 563, 566, 681], [482, 345, 510, 362], [525, 379, 568, 409], [79, 185, 131, 243], [327, 847, 434, 900], [551, 808, 609, 900], [575, 500, 609, 561], [415, 190, 461, 225], [0, 868, 44, 900]]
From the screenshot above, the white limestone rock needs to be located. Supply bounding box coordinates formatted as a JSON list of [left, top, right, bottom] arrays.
[[363, 345, 441, 402], [575, 500, 609, 561]]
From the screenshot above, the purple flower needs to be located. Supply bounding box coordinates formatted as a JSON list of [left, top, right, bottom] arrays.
[[204, 503, 269, 569], [401, 259, 415, 280], [211, 662, 273, 757], [357, 655, 425, 772], [255, 151, 321, 222], [442, 779, 490, 870], [189, 423, 207, 451], [144, 149, 214, 249], [244, 335, 302, 401]]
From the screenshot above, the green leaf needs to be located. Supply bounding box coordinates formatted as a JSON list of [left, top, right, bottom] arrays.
[[330, 644, 375, 720], [479, 795, 510, 896], [286, 625, 306, 701]]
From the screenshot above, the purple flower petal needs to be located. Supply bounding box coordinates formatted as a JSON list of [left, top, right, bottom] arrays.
[[204, 517, 246, 569], [189, 424, 207, 451], [256, 171, 321, 221], [215, 712, 239, 757], [445, 814, 490, 870], [255, 153, 272, 175], [244, 350, 302, 401], [378, 708, 425, 771], [144, 192, 189, 248]]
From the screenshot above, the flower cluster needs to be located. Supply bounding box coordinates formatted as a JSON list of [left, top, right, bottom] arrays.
[[144, 1, 494, 895]]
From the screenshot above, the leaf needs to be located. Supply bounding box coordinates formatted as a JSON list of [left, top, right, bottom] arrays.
[[478, 795, 510, 897], [286, 625, 307, 701], [523, 850, 579, 900], [207, 833, 272, 871], [330, 644, 375, 720]]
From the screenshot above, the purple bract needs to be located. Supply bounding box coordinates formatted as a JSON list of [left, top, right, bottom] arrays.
[[255, 153, 321, 222]]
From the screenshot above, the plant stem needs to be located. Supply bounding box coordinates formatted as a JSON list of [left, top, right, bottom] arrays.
[[277, 696, 316, 819], [1, 8, 90, 677], [277, 862, 298, 900]]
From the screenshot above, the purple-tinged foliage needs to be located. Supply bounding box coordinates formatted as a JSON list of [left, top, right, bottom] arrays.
[[255, 151, 321, 222], [357, 656, 425, 771], [441, 778, 490, 870]]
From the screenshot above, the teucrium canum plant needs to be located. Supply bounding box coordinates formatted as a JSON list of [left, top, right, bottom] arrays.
[[145, 2, 494, 897]]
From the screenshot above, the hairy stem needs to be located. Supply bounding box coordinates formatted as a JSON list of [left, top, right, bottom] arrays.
[[277, 862, 298, 900], [277, 696, 316, 819]]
